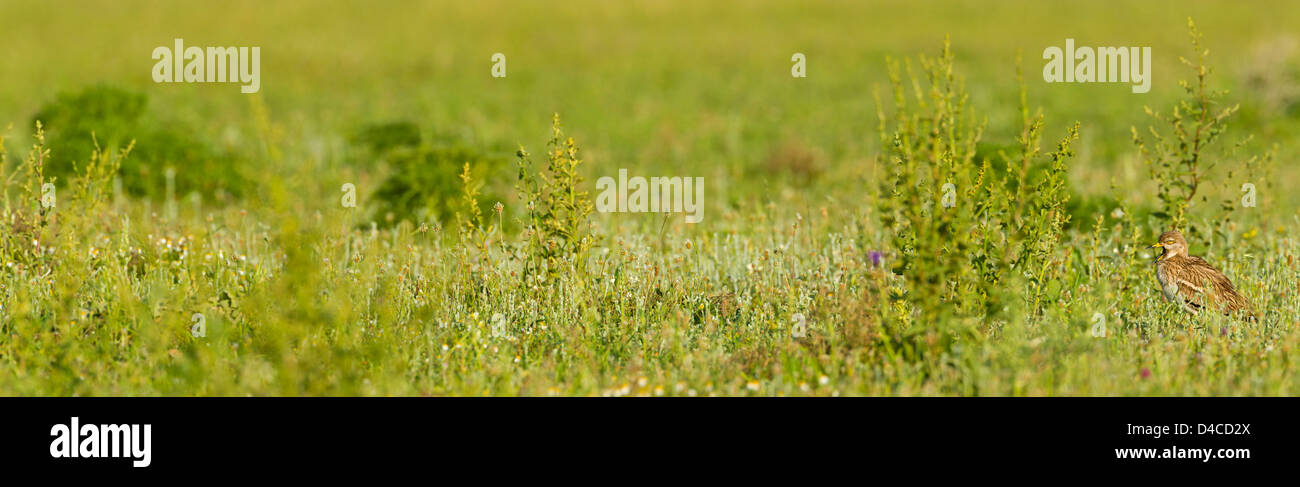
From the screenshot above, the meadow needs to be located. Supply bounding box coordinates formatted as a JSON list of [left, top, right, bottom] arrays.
[[1, 0, 1298, 395]]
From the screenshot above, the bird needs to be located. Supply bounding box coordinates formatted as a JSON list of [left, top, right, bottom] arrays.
[[1150, 230, 1256, 320]]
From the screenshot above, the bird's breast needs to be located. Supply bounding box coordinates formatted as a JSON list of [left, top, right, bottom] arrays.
[[1156, 263, 1179, 301]]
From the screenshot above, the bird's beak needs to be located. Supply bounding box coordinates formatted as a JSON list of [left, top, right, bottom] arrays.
[[1149, 243, 1163, 249]]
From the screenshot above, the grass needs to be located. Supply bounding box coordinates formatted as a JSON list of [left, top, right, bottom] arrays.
[[0, 0, 1298, 396]]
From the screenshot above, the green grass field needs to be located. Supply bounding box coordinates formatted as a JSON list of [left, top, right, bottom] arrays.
[[1, 0, 1298, 395]]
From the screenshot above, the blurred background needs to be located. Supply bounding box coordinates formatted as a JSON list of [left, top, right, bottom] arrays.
[[1, 0, 1297, 225], [3, 0, 1298, 397]]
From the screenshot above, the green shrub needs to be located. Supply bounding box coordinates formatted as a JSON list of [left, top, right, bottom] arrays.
[[874, 39, 987, 323], [350, 121, 422, 155], [358, 121, 507, 228], [30, 84, 247, 200], [873, 41, 1081, 335]]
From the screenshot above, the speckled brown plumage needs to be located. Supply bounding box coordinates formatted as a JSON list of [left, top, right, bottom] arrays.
[[1151, 230, 1256, 320]]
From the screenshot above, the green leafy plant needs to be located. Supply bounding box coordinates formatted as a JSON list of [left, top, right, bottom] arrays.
[[514, 114, 595, 280], [1132, 18, 1240, 232], [874, 41, 1083, 342], [874, 38, 982, 315]]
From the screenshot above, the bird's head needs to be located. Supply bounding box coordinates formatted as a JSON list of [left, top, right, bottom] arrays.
[[1150, 230, 1187, 262]]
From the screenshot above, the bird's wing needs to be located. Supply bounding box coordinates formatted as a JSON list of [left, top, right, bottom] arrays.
[[1172, 256, 1252, 313]]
